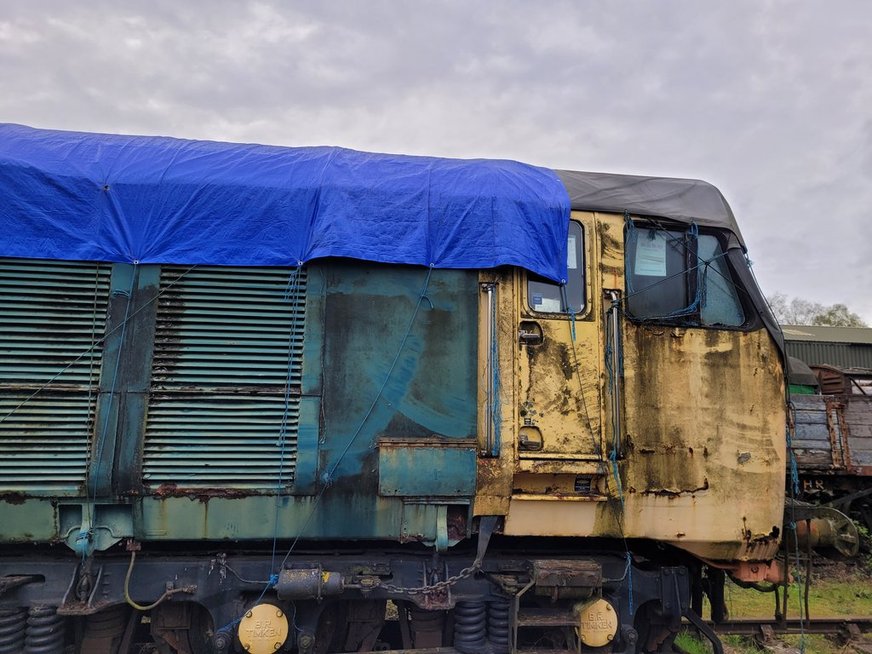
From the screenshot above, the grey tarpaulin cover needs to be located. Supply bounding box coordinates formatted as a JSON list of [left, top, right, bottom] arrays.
[[556, 169, 745, 248]]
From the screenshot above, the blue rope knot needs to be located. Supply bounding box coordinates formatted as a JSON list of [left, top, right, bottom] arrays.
[[268, 573, 279, 588]]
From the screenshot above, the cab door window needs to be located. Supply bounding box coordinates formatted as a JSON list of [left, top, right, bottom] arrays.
[[528, 222, 584, 314]]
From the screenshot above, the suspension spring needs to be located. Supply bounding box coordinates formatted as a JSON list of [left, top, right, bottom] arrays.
[[81, 605, 129, 651], [408, 606, 444, 647], [487, 598, 511, 654], [0, 608, 26, 654], [453, 601, 487, 653], [25, 606, 65, 654]]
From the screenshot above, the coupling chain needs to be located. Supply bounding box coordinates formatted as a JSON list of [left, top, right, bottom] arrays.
[[378, 563, 480, 595]]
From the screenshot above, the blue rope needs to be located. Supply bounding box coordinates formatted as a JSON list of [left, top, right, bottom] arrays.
[[625, 217, 715, 320], [785, 405, 800, 497], [559, 284, 577, 342], [609, 448, 624, 507], [626, 551, 634, 616], [271, 265, 304, 573], [277, 265, 435, 570]]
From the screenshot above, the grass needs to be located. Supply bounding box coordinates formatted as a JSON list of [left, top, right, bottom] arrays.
[[675, 560, 872, 654], [721, 568, 872, 620], [676, 632, 850, 654]]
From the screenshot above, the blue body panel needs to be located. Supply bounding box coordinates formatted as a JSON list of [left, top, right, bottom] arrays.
[[0, 259, 479, 546]]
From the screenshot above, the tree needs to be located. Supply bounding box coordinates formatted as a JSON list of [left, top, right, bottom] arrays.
[[766, 292, 867, 327]]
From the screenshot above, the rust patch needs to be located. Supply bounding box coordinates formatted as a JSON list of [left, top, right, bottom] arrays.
[[0, 492, 27, 505], [399, 532, 425, 544], [446, 507, 468, 541], [640, 478, 709, 497], [151, 483, 260, 502]]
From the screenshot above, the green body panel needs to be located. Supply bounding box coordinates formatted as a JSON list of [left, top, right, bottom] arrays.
[[0, 258, 479, 547], [378, 443, 477, 497]]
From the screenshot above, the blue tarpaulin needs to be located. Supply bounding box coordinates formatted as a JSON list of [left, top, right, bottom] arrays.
[[0, 124, 571, 282]]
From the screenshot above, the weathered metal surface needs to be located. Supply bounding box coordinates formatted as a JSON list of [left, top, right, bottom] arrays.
[[786, 337, 872, 370], [0, 258, 111, 494], [845, 395, 872, 468], [473, 269, 515, 516], [378, 441, 476, 497], [502, 211, 616, 529], [787, 506, 860, 557], [320, 263, 478, 483], [517, 215, 602, 466], [619, 324, 785, 560], [532, 560, 601, 600], [0, 259, 479, 546], [504, 213, 786, 562], [791, 394, 847, 470]]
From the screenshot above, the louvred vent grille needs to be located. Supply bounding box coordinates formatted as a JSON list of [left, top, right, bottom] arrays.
[[0, 259, 110, 492], [143, 266, 305, 489]]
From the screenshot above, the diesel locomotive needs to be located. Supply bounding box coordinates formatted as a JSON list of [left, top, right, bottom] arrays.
[[0, 125, 787, 653]]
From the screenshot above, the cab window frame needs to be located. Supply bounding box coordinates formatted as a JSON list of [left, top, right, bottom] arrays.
[[526, 221, 586, 317], [624, 220, 752, 330]]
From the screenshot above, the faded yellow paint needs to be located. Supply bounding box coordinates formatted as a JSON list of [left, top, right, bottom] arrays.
[[490, 210, 787, 563], [517, 213, 605, 468], [504, 497, 598, 535], [473, 269, 517, 516], [616, 323, 786, 560]]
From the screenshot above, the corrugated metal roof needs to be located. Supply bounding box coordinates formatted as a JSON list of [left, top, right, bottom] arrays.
[[785, 341, 872, 370], [781, 325, 872, 345]]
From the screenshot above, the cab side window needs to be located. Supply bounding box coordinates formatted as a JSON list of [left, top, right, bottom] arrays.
[[528, 222, 585, 314]]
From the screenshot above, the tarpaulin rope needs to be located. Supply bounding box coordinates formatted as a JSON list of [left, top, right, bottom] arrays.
[[270, 264, 305, 573], [278, 266, 434, 570]]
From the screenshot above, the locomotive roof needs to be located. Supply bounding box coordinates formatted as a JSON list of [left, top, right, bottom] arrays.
[[556, 169, 744, 248], [0, 124, 743, 281]]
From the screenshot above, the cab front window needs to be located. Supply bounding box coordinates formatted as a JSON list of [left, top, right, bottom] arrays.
[[625, 222, 746, 327]]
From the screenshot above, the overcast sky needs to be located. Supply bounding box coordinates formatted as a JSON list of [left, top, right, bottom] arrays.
[[2, 1, 870, 321]]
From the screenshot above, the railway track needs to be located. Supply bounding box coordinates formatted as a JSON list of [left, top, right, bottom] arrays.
[[684, 615, 872, 649], [344, 617, 872, 654]]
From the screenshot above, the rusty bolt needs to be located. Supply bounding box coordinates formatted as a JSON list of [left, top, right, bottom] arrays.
[[274, 643, 282, 651], [607, 634, 613, 641], [276, 609, 283, 618], [245, 610, 253, 618]]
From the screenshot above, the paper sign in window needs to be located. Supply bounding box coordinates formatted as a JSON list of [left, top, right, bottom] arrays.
[[533, 293, 562, 313], [635, 235, 667, 276], [567, 235, 578, 270]]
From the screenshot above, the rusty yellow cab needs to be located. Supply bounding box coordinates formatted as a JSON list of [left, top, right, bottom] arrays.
[[476, 209, 787, 572]]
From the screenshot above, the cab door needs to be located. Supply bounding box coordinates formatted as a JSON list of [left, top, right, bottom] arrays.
[[516, 216, 604, 475]]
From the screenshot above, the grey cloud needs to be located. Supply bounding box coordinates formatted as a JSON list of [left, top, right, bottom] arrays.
[[1, 0, 870, 319]]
